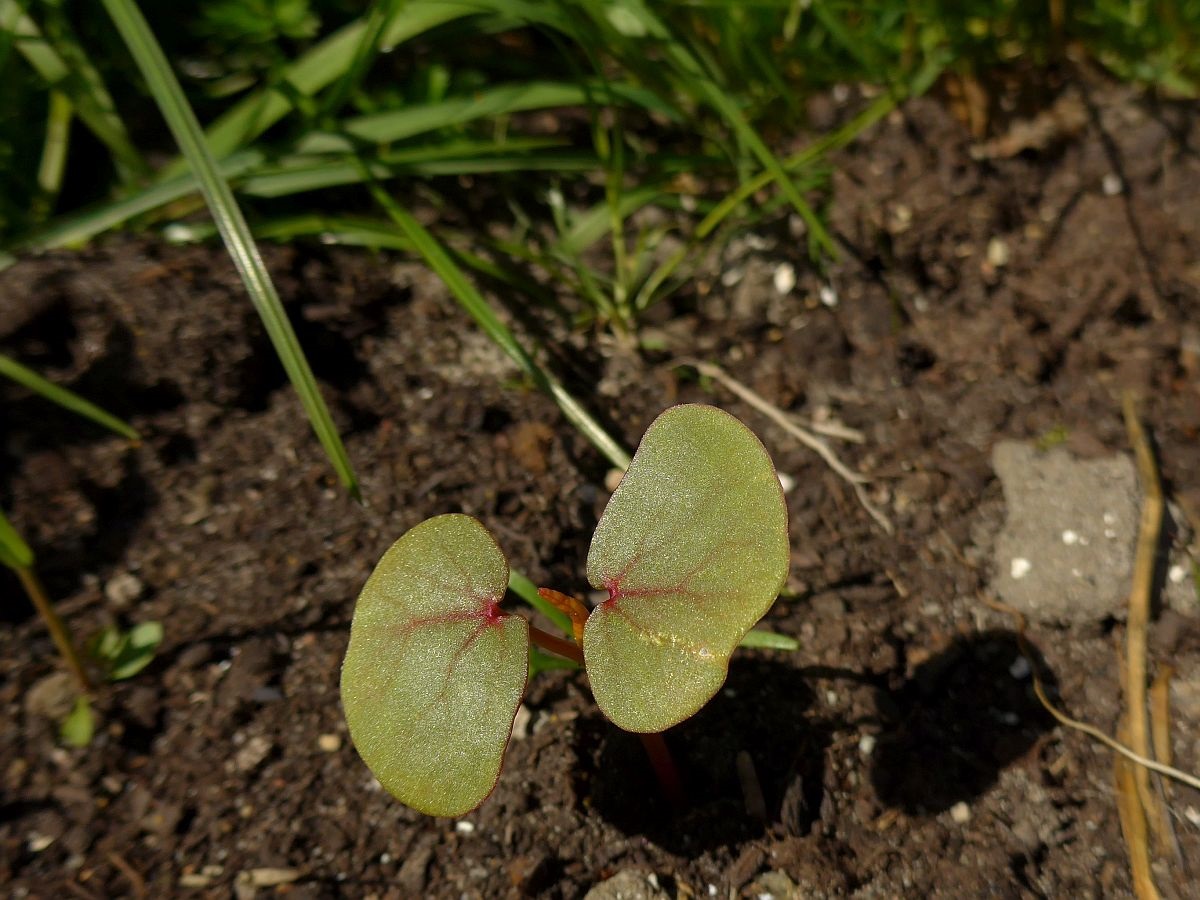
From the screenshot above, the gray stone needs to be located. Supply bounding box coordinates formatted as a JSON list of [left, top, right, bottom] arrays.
[[991, 441, 1139, 624], [583, 870, 669, 900]]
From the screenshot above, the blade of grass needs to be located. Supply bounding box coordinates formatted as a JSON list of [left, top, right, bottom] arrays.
[[356, 157, 630, 470], [575, 2, 834, 255], [100, 0, 359, 498], [296, 80, 677, 154], [0, 352, 139, 440], [240, 141, 593, 198], [633, 53, 949, 312], [158, 2, 479, 180], [32, 89, 71, 224], [315, 0, 403, 123], [0, 0, 146, 178], [0, 149, 265, 267], [0, 506, 34, 569]]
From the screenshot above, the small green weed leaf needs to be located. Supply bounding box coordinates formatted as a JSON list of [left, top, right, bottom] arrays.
[[89, 621, 163, 681], [341, 514, 528, 816], [60, 695, 95, 747], [584, 405, 789, 732]]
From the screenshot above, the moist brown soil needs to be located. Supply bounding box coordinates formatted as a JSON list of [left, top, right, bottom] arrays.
[[2, 74, 1200, 899]]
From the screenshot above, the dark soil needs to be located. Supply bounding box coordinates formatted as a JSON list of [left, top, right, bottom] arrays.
[[3, 74, 1200, 899]]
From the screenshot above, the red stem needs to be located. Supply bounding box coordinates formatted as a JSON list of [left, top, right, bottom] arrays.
[[528, 624, 584, 666], [639, 731, 685, 808]]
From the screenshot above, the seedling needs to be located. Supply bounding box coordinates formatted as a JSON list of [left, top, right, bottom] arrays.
[[341, 404, 789, 816]]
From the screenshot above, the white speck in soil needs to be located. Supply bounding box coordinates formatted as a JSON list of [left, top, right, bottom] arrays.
[[858, 734, 876, 757], [1103, 173, 1123, 195], [1009, 656, 1031, 679], [1061, 529, 1079, 545], [1169, 564, 1187, 584], [819, 284, 838, 307], [1011, 557, 1032, 579], [950, 802, 971, 824], [456, 820, 475, 834], [773, 263, 796, 295]]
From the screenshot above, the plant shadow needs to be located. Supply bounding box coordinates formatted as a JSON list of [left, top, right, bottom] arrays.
[[583, 628, 1057, 853], [583, 655, 827, 855], [869, 629, 1057, 814]]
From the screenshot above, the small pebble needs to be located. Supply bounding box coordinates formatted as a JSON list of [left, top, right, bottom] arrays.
[[1168, 564, 1187, 584], [858, 734, 876, 757], [772, 263, 796, 295], [1010, 558, 1032, 579], [604, 468, 624, 494], [1102, 173, 1123, 195], [1061, 530, 1078, 545], [950, 801, 971, 824], [1009, 657, 1031, 679], [317, 733, 341, 753], [986, 238, 1009, 267], [104, 572, 144, 607], [819, 284, 838, 308], [510, 704, 532, 741], [456, 820, 475, 834]]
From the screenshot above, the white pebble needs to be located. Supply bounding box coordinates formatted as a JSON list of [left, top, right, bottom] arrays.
[[858, 734, 877, 757], [1168, 564, 1187, 584], [1061, 530, 1079, 545], [1009, 656, 1031, 679], [986, 237, 1010, 267], [1103, 511, 1117, 525], [1186, 806, 1200, 828], [819, 284, 838, 307], [1010, 558, 1032, 579], [773, 263, 796, 295], [950, 801, 971, 824], [455, 821, 475, 834], [1102, 173, 1123, 196]]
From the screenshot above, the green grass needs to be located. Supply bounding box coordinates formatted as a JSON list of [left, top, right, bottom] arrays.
[[1, 0, 1197, 490]]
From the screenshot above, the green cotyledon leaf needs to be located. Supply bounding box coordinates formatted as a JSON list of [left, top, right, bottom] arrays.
[[341, 514, 528, 816], [583, 405, 790, 733]]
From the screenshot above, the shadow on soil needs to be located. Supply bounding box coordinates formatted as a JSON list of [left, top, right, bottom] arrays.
[[587, 629, 1056, 854], [585, 656, 828, 855], [870, 629, 1057, 815]]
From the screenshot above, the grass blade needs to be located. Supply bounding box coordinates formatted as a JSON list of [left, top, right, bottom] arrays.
[[0, 352, 139, 440], [356, 158, 630, 470], [100, 0, 359, 497], [158, 2, 478, 179], [0, 0, 146, 178], [0, 506, 34, 569]]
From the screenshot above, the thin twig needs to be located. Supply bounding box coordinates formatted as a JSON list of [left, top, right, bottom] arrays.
[[16, 566, 91, 691], [107, 852, 147, 900], [982, 595, 1200, 793], [1122, 393, 1165, 838], [677, 359, 894, 535]]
